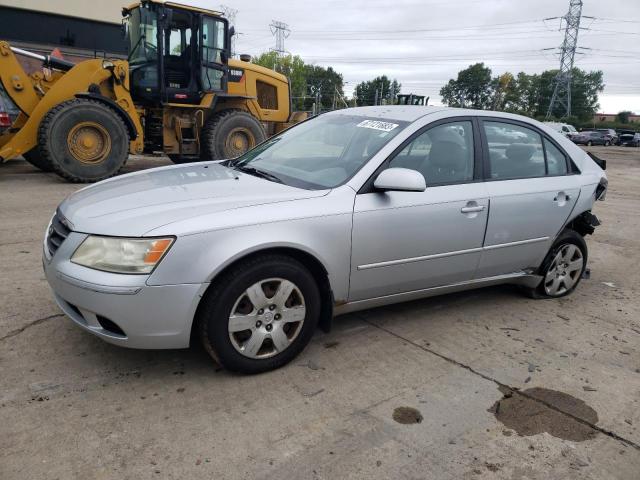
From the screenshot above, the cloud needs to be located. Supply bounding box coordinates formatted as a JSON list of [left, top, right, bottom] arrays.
[[192, 0, 640, 113]]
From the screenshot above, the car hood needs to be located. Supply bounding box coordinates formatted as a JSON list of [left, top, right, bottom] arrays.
[[59, 162, 328, 236]]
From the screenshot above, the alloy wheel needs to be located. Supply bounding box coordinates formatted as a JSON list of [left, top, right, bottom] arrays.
[[543, 244, 584, 296], [228, 278, 306, 359]]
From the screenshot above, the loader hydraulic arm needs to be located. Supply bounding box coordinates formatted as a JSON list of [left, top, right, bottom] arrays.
[[0, 42, 42, 116], [0, 41, 144, 162]]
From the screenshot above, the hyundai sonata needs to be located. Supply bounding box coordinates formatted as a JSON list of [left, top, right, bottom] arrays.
[[44, 106, 607, 373]]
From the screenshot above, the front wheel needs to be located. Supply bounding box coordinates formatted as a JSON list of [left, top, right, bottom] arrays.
[[605, 140, 611, 146], [586, 141, 593, 146], [197, 255, 321, 374], [525, 229, 587, 299], [39, 99, 129, 182]]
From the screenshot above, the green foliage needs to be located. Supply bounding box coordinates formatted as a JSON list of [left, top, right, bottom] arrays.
[[440, 63, 494, 109], [354, 76, 401, 106], [304, 64, 345, 110], [440, 64, 605, 121], [617, 111, 633, 124]]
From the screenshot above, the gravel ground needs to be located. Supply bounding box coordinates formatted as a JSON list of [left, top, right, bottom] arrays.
[[0, 147, 639, 479]]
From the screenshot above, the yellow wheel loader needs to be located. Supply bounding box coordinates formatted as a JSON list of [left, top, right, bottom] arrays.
[[0, 0, 303, 182]]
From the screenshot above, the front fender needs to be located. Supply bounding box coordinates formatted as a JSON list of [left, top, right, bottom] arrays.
[[146, 213, 354, 305]]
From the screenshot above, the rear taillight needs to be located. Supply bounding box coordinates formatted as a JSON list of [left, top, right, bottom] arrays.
[[0, 112, 11, 127], [595, 178, 608, 201]]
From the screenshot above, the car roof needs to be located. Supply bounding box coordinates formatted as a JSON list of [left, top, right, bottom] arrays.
[[325, 106, 566, 127], [327, 106, 448, 122]]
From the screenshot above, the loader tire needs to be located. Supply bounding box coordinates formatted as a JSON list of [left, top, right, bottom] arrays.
[[39, 99, 129, 183], [23, 149, 53, 172], [200, 110, 266, 161]]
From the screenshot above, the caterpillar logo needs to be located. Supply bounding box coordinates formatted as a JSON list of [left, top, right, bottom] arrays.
[[229, 68, 245, 83]]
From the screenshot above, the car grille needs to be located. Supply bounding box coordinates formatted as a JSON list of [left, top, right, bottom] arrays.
[[47, 211, 71, 257]]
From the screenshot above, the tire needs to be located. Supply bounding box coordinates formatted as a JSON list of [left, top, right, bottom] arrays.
[[197, 254, 321, 374], [525, 229, 587, 299], [200, 110, 266, 161], [586, 141, 593, 146], [23, 148, 53, 172], [39, 99, 129, 182], [605, 141, 611, 147]]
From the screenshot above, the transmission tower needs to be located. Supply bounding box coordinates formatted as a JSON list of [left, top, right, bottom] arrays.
[[219, 5, 238, 57], [545, 0, 584, 119], [269, 20, 291, 57]]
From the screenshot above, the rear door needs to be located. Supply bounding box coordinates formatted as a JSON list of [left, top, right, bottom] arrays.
[[476, 118, 581, 278]]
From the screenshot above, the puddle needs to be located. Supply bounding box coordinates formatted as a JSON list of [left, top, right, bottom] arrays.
[[393, 406, 423, 425], [490, 387, 598, 442]]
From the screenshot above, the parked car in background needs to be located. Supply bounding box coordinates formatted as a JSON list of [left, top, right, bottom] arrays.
[[596, 129, 618, 145], [0, 84, 19, 132], [43, 106, 607, 373], [572, 130, 612, 146], [545, 122, 579, 139], [618, 131, 640, 147], [617, 129, 638, 146]]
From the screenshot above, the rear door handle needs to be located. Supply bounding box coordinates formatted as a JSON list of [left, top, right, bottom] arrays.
[[461, 205, 485, 213], [553, 192, 571, 202]]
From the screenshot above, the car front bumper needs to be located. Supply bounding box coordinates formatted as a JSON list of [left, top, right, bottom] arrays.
[[43, 232, 208, 349]]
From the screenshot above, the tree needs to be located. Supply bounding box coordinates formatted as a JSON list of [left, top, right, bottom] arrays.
[[440, 63, 494, 110], [304, 64, 345, 111], [354, 76, 401, 106], [534, 68, 604, 120], [617, 111, 632, 124]]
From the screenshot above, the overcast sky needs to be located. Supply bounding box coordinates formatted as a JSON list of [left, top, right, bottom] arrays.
[[191, 0, 639, 113]]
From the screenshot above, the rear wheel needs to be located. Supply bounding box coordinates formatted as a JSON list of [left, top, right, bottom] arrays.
[[23, 148, 53, 172], [200, 110, 266, 161], [525, 229, 587, 299], [586, 141, 593, 146], [197, 254, 320, 374], [39, 99, 129, 182]]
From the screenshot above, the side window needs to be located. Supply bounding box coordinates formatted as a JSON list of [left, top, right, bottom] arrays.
[[389, 121, 474, 185], [484, 121, 545, 179], [545, 139, 568, 176]]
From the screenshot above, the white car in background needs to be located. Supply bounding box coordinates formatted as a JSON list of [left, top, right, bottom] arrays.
[[545, 122, 579, 139]]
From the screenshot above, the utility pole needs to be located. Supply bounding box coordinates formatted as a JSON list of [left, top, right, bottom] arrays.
[[219, 5, 238, 57], [269, 20, 291, 67], [545, 0, 586, 119]]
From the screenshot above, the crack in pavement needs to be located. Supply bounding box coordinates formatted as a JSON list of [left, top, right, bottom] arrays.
[[359, 315, 640, 451], [0, 314, 64, 342]]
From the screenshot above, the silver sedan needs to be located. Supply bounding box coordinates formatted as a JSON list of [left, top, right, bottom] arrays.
[[43, 106, 608, 373]]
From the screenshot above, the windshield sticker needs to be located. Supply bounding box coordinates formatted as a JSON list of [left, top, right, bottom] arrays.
[[356, 120, 399, 132]]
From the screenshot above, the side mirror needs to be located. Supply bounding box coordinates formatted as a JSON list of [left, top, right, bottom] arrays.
[[374, 168, 426, 192]]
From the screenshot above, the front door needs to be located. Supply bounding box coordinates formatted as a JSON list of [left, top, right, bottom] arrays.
[[349, 119, 489, 301]]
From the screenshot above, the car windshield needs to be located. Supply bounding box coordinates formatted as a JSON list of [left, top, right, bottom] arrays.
[[229, 114, 408, 189]]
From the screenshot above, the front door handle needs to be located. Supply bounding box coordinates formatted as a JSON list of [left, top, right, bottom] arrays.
[[461, 205, 485, 213]]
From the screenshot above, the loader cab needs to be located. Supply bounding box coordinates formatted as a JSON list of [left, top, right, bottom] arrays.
[[124, 1, 230, 105], [396, 94, 427, 106]]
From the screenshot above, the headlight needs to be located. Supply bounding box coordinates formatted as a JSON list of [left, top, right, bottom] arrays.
[[71, 236, 175, 274]]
